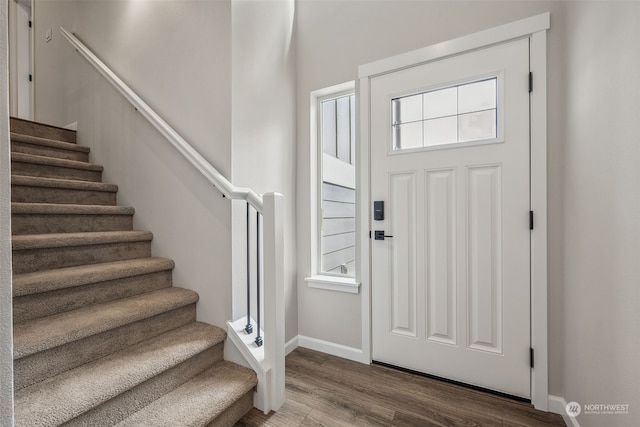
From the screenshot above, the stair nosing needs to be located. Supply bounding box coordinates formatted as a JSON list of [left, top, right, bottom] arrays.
[[11, 202, 134, 216], [14, 322, 225, 426], [11, 175, 118, 192], [11, 152, 103, 171], [12, 230, 153, 251], [115, 361, 257, 427], [11, 132, 88, 152], [13, 257, 175, 297], [13, 287, 200, 359]]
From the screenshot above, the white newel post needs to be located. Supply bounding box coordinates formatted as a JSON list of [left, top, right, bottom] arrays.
[[262, 193, 286, 412]]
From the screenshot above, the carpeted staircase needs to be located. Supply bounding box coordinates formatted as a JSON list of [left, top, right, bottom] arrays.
[[10, 117, 257, 427]]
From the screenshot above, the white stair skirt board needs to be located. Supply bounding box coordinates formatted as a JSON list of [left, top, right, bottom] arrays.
[[227, 318, 272, 414], [548, 395, 581, 427], [297, 335, 366, 364]]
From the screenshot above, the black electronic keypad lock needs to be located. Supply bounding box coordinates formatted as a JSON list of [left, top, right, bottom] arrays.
[[374, 201, 384, 221]]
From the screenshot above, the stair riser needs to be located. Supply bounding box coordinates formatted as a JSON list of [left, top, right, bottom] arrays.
[[11, 160, 102, 182], [11, 118, 77, 143], [14, 270, 173, 324], [14, 304, 197, 390], [11, 141, 89, 162], [12, 213, 133, 235], [207, 391, 254, 427], [12, 241, 151, 274], [64, 343, 224, 427], [11, 185, 116, 206]]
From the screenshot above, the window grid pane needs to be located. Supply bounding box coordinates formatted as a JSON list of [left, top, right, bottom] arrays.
[[458, 109, 497, 142], [458, 79, 496, 114], [350, 95, 356, 165], [392, 77, 498, 150], [425, 116, 458, 146], [337, 96, 351, 163], [424, 86, 457, 119], [322, 99, 337, 156]]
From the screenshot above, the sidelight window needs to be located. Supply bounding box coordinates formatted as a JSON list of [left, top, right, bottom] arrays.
[[319, 93, 356, 277]]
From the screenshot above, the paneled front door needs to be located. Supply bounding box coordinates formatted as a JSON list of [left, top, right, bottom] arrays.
[[370, 38, 531, 398]]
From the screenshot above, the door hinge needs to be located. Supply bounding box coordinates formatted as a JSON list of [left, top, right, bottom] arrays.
[[530, 347, 535, 368], [369, 230, 372, 239], [28, 74, 32, 82], [28, 20, 32, 28], [529, 72, 533, 93], [529, 211, 534, 230]]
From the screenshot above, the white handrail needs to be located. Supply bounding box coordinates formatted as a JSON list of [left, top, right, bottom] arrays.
[[59, 27, 264, 213]]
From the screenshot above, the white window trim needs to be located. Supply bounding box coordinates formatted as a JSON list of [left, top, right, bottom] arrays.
[[307, 81, 360, 293], [305, 275, 359, 294], [358, 12, 550, 409]]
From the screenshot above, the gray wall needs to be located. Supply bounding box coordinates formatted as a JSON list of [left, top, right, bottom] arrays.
[[33, 0, 234, 328], [1, 0, 15, 424], [561, 2, 640, 426]]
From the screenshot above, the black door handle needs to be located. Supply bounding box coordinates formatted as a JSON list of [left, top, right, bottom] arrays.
[[374, 230, 393, 240]]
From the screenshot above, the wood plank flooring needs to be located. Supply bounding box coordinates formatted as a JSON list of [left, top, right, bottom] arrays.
[[236, 347, 566, 427]]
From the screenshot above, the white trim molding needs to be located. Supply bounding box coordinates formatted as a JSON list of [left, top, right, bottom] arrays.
[[285, 336, 299, 356], [297, 335, 365, 364], [529, 27, 550, 412], [549, 395, 581, 427], [359, 12, 550, 79], [309, 81, 356, 281], [305, 275, 360, 294], [358, 12, 551, 410]]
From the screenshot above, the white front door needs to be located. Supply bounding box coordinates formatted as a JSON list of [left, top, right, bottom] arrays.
[[370, 38, 531, 398]]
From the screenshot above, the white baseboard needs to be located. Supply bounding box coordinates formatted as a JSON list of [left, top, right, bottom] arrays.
[[285, 336, 298, 356], [296, 335, 366, 364], [549, 394, 580, 427], [64, 121, 78, 131]]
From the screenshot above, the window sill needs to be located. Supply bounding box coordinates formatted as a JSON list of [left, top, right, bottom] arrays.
[[305, 275, 360, 294]]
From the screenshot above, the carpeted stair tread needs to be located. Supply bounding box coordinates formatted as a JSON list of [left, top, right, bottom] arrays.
[[12, 230, 152, 251], [11, 175, 117, 192], [11, 152, 103, 171], [14, 322, 226, 427], [13, 287, 198, 359], [11, 152, 103, 182], [116, 361, 258, 427], [10, 117, 258, 425], [11, 203, 135, 235], [10, 117, 77, 143], [11, 132, 86, 151], [11, 202, 134, 216], [13, 257, 174, 297]]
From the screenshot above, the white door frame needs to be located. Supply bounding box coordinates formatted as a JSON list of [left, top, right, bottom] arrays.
[[8, 0, 34, 120], [357, 12, 550, 410]]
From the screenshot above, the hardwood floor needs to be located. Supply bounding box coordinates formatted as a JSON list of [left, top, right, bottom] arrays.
[[236, 348, 566, 427]]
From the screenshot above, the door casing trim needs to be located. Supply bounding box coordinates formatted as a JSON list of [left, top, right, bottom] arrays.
[[357, 12, 550, 410]]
